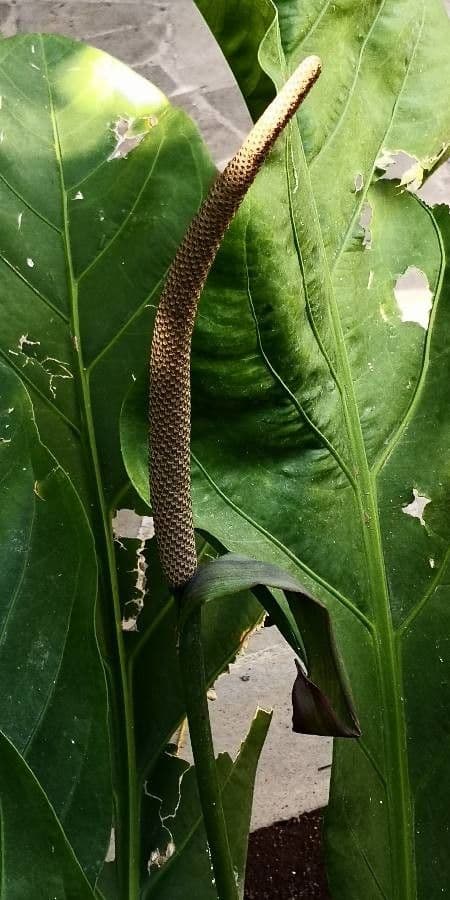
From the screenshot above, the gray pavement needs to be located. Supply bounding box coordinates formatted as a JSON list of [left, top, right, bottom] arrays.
[[2, 0, 449, 829], [0, 1, 251, 167], [194, 628, 333, 830]]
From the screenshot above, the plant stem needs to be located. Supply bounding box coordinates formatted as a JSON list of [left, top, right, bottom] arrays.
[[178, 602, 239, 900]]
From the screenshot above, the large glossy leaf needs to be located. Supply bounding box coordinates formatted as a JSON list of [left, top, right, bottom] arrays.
[[0, 729, 97, 899], [0, 360, 110, 881], [142, 710, 271, 899], [123, 2, 450, 897], [0, 33, 269, 892]]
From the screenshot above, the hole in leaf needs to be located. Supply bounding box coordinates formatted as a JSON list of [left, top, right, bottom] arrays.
[[359, 202, 373, 249], [112, 508, 154, 542], [394, 266, 433, 330], [376, 150, 424, 192], [402, 488, 431, 527], [419, 160, 450, 207], [105, 828, 116, 863], [17, 334, 40, 365], [112, 509, 154, 630], [108, 114, 158, 161]]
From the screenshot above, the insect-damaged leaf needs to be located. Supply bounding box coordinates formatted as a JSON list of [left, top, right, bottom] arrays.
[[142, 710, 271, 900], [0, 32, 268, 891], [123, 1, 450, 896]]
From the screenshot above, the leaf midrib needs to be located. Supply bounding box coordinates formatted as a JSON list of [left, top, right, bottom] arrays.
[[287, 130, 415, 900], [287, 162, 410, 898], [279, 12, 423, 894], [40, 38, 138, 896], [278, 4, 432, 892]]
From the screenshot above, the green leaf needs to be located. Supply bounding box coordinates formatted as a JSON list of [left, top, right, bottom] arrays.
[[180, 553, 360, 737], [123, 2, 450, 896], [0, 360, 110, 881], [194, 0, 276, 119], [0, 32, 231, 891], [0, 729, 97, 899], [0, 33, 213, 503], [0, 29, 276, 896], [126, 538, 263, 785], [141, 710, 271, 899]]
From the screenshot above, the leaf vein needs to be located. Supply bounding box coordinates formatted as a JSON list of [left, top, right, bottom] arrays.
[[76, 134, 166, 283], [331, 7, 426, 276], [243, 213, 357, 490], [0, 253, 69, 323], [0, 494, 36, 651], [191, 452, 373, 631], [310, 0, 389, 168], [22, 558, 82, 755], [0, 172, 61, 233]]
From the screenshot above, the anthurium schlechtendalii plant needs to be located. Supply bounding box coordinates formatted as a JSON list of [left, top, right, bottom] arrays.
[[147, 53, 361, 899], [123, 1, 450, 899], [0, 26, 357, 900]]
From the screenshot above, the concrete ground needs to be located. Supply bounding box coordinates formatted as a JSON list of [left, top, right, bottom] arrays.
[[0, 1, 251, 167], [3, 0, 449, 830], [203, 628, 333, 830]]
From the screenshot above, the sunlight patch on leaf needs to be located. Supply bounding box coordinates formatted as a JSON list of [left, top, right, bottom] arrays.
[[93, 54, 165, 106]]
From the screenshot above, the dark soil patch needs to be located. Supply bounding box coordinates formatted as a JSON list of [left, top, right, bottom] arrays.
[[245, 808, 331, 900]]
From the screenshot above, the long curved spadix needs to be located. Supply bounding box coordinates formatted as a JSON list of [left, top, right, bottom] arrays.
[[150, 56, 322, 587]]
